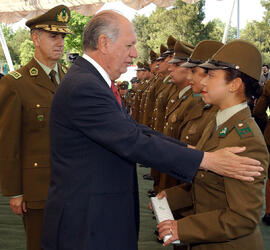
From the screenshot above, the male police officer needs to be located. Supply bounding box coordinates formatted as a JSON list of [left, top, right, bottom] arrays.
[[0, 5, 71, 250]]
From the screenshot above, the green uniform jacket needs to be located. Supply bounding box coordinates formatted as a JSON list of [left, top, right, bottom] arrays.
[[131, 79, 149, 122], [151, 82, 177, 131], [166, 107, 268, 250], [163, 88, 200, 140], [138, 79, 152, 124], [179, 100, 218, 146], [141, 75, 164, 126], [0, 58, 66, 209], [158, 89, 200, 191]]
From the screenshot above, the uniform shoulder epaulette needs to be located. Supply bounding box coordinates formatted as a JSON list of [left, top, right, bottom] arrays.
[[234, 121, 254, 139], [8, 71, 22, 80]]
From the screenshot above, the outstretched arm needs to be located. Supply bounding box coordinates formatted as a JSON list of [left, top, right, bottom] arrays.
[[200, 147, 262, 181]]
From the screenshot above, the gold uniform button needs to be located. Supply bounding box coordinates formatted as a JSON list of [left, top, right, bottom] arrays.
[[200, 173, 204, 178], [34, 162, 38, 167], [36, 104, 40, 108]]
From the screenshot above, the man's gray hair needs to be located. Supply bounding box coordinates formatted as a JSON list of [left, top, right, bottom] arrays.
[[83, 12, 120, 51]]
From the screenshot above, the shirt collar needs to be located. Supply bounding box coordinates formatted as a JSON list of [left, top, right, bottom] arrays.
[[216, 102, 248, 128], [178, 85, 191, 99], [82, 53, 111, 87], [34, 57, 58, 76]]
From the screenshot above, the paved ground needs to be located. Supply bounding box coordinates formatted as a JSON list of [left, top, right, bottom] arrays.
[[0, 166, 269, 250]]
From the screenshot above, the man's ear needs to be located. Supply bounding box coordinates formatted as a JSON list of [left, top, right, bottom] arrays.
[[229, 77, 243, 92], [31, 31, 40, 47], [97, 34, 110, 54]]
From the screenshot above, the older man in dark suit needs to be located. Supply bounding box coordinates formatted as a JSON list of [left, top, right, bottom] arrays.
[[41, 10, 263, 250]]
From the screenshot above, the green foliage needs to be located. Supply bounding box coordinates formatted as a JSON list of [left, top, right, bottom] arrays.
[[208, 18, 237, 42], [64, 11, 91, 55], [0, 24, 30, 66], [240, 0, 270, 64], [19, 39, 34, 66], [133, 0, 216, 63]]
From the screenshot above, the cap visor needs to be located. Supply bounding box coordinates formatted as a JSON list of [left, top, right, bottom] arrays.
[[156, 56, 166, 61], [181, 62, 198, 68], [168, 58, 184, 64], [198, 61, 223, 70]]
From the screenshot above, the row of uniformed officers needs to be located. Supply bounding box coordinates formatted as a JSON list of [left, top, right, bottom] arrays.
[[126, 36, 269, 249]]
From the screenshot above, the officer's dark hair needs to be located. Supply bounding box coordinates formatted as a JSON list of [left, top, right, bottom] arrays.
[[224, 68, 261, 99], [263, 64, 269, 69], [83, 11, 120, 51]]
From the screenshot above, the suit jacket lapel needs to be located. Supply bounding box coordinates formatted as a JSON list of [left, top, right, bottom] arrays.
[[74, 56, 109, 89], [74, 56, 122, 109]]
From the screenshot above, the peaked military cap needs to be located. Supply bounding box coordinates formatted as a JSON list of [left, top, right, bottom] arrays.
[[26, 5, 72, 34], [130, 77, 138, 83], [164, 35, 177, 55], [136, 62, 145, 71], [149, 50, 157, 63], [143, 61, 151, 71], [182, 41, 195, 50], [182, 40, 223, 68], [199, 39, 262, 81], [119, 81, 129, 90], [156, 44, 168, 61], [168, 41, 194, 64]]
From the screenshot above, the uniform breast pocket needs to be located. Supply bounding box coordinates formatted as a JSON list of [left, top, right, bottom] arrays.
[[195, 170, 225, 192], [24, 103, 50, 132]]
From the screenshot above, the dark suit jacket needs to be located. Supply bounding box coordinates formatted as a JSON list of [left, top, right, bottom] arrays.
[[41, 56, 203, 250]]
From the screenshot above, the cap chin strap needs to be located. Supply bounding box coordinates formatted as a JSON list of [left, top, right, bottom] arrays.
[[207, 59, 240, 70]]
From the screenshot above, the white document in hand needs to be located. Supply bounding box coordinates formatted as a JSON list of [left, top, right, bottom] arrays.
[[150, 196, 181, 245]]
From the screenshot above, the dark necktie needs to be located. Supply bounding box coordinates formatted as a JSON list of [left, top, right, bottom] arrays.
[[111, 81, 122, 107], [49, 70, 58, 87]]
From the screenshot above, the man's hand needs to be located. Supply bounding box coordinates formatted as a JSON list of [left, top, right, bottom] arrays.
[[157, 219, 179, 246], [148, 191, 167, 211], [200, 147, 263, 181], [9, 196, 27, 216]]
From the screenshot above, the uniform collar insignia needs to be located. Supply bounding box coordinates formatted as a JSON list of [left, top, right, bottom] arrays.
[[30, 67, 38, 76], [219, 127, 228, 137]]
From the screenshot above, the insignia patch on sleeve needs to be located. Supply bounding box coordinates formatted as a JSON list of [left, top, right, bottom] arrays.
[[234, 122, 254, 139], [8, 71, 22, 79]]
